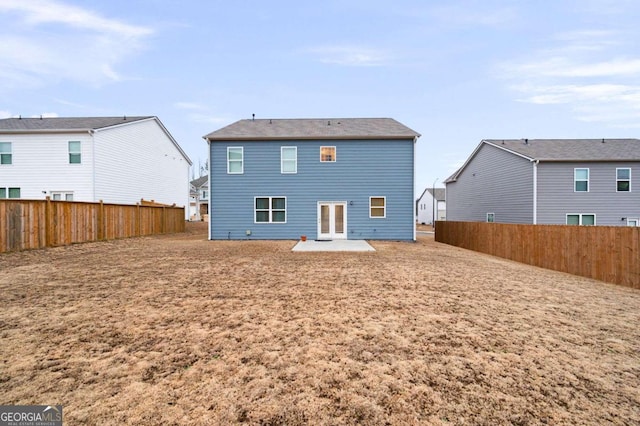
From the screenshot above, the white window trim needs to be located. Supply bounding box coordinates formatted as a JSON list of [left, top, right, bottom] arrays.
[[566, 213, 596, 225], [320, 146, 336, 162], [369, 196, 386, 219], [616, 167, 631, 192], [574, 168, 589, 192], [227, 147, 244, 174], [281, 146, 297, 174], [627, 218, 639, 227], [254, 196, 287, 224], [486, 212, 495, 223]]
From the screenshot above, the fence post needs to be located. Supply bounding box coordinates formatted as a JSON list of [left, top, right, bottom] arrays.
[[98, 200, 104, 241], [44, 196, 52, 247]]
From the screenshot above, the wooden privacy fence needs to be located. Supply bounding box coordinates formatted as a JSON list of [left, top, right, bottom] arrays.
[[0, 198, 185, 253], [435, 221, 640, 289]]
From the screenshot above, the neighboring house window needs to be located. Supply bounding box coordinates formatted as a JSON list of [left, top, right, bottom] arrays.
[[281, 146, 297, 173], [616, 168, 631, 192], [0, 142, 11, 164], [320, 146, 336, 162], [487, 213, 495, 223], [201, 190, 208, 199], [227, 147, 243, 174], [566, 214, 595, 225], [255, 197, 286, 223], [0, 187, 20, 199], [627, 218, 639, 227], [370, 196, 386, 218], [51, 192, 73, 201], [68, 141, 81, 164], [574, 168, 589, 192]]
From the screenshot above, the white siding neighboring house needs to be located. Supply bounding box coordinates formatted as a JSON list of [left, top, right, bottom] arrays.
[[416, 187, 445, 224], [0, 116, 192, 216], [189, 175, 209, 221], [445, 138, 640, 226]]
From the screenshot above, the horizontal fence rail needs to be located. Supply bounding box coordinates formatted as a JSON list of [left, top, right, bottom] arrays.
[[1, 198, 185, 253], [435, 221, 640, 289]]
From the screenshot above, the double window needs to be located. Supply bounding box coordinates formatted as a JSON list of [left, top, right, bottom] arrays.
[[51, 192, 73, 201], [566, 214, 595, 225], [255, 197, 286, 223], [227, 147, 243, 174], [369, 196, 386, 218], [0, 187, 20, 199], [69, 141, 81, 164], [0, 142, 11, 164], [616, 168, 631, 192], [574, 168, 589, 192], [281, 147, 297, 173]]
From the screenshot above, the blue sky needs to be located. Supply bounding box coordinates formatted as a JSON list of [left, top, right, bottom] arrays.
[[1, 0, 640, 195]]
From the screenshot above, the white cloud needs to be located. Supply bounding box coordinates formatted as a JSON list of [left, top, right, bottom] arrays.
[[174, 101, 229, 125], [427, 3, 517, 28], [500, 28, 640, 127], [306, 45, 391, 67], [0, 110, 11, 118], [0, 0, 153, 90]]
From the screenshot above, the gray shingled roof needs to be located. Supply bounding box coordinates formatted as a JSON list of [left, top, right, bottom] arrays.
[[190, 175, 208, 188], [204, 118, 421, 140], [0, 116, 153, 131], [427, 188, 446, 201], [485, 138, 640, 161]]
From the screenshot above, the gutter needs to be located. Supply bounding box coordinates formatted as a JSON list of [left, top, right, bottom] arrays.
[[532, 159, 539, 224]]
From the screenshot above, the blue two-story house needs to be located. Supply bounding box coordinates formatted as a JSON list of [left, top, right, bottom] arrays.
[[203, 118, 421, 240]]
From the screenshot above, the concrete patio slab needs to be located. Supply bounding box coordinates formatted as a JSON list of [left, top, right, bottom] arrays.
[[292, 239, 375, 252]]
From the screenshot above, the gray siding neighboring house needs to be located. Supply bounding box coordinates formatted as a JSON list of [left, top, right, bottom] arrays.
[[204, 118, 420, 240], [445, 138, 640, 226]]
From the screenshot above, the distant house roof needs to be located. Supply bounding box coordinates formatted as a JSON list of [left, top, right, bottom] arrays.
[[446, 138, 640, 183], [190, 175, 208, 188], [203, 118, 421, 141], [0, 116, 153, 132], [417, 187, 445, 202]]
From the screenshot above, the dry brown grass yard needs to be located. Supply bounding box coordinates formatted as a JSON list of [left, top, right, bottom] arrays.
[[1, 222, 639, 425]]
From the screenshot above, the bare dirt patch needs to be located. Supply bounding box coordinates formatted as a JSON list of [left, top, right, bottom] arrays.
[[1, 222, 639, 425]]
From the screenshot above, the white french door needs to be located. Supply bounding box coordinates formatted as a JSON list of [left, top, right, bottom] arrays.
[[317, 202, 347, 240]]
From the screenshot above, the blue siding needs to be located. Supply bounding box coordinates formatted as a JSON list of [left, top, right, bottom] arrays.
[[210, 139, 415, 240]]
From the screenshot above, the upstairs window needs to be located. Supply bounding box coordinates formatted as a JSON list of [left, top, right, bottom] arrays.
[[320, 146, 336, 162], [227, 147, 243, 174], [255, 197, 286, 223], [281, 147, 297, 173], [617, 168, 631, 192], [370, 196, 386, 218], [567, 214, 595, 225], [0, 142, 12, 164], [487, 213, 495, 223], [574, 168, 589, 192], [68, 141, 81, 164]]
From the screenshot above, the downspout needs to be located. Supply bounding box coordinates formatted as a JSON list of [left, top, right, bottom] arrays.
[[532, 159, 539, 224], [413, 136, 417, 241], [90, 129, 96, 201], [206, 136, 212, 241]]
